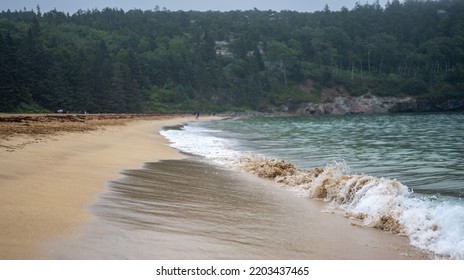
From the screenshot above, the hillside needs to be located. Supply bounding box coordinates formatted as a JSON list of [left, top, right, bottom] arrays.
[[1, 0, 463, 113]]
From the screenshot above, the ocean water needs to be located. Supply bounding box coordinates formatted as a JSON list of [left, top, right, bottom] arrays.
[[161, 113, 464, 259]]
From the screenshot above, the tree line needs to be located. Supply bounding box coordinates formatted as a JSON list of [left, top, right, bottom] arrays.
[[1, 0, 463, 113]]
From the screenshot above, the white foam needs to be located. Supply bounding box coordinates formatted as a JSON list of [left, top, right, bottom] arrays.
[[400, 197, 464, 259], [161, 122, 464, 259], [306, 162, 464, 259], [160, 123, 242, 166], [308, 162, 464, 259]]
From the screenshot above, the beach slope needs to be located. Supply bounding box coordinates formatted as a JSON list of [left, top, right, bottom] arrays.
[[0, 114, 190, 259]]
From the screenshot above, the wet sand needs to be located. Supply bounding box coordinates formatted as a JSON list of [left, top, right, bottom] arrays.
[[0, 114, 428, 259], [0, 114, 198, 259], [48, 159, 428, 259]]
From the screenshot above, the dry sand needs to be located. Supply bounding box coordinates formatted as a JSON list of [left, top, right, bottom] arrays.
[[0, 114, 199, 259]]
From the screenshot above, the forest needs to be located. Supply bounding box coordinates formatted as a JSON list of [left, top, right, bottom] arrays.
[[1, 0, 463, 113]]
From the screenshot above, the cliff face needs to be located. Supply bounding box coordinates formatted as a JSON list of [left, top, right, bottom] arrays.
[[268, 96, 464, 115]]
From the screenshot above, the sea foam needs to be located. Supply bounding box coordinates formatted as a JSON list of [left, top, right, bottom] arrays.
[[160, 124, 241, 165], [161, 122, 464, 259], [240, 155, 464, 259]]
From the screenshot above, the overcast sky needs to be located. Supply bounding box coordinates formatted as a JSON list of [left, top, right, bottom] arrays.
[[1, 0, 391, 13]]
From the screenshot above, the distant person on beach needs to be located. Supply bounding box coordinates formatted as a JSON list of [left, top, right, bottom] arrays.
[[195, 111, 200, 119]]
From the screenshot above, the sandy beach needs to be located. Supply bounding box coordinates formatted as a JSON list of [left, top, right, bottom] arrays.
[[0, 114, 197, 259], [0, 114, 428, 260]]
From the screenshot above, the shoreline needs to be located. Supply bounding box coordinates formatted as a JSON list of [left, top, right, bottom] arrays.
[[0, 114, 428, 259], [0, 114, 215, 259], [46, 158, 429, 260]]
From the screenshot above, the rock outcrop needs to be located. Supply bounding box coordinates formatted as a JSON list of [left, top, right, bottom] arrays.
[[268, 95, 464, 115], [389, 98, 464, 113]]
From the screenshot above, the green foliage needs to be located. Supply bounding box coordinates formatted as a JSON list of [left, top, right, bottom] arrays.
[[14, 102, 49, 113], [402, 79, 429, 96], [1, 0, 464, 113], [269, 86, 319, 105], [143, 84, 200, 113]]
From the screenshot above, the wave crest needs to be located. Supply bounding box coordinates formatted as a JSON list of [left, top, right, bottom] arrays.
[[239, 155, 417, 234]]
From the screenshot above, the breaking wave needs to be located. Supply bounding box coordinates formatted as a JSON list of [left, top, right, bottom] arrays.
[[241, 156, 410, 232], [239, 155, 464, 259], [161, 122, 464, 259]]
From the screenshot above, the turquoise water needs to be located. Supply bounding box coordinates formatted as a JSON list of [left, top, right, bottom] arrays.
[[203, 113, 464, 198], [161, 112, 464, 258]]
